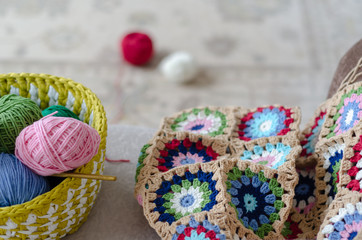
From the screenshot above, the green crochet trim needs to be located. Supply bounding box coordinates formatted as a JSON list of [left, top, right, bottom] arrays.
[[135, 144, 151, 183], [332, 160, 341, 193], [171, 107, 228, 136]]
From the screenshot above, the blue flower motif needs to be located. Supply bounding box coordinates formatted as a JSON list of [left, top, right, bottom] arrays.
[[244, 108, 286, 139], [172, 216, 226, 240], [226, 168, 284, 237], [241, 143, 291, 169], [244, 194, 258, 213], [303, 114, 326, 156], [153, 170, 219, 225]]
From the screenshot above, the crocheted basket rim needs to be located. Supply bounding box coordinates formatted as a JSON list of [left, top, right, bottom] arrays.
[[0, 73, 107, 234]]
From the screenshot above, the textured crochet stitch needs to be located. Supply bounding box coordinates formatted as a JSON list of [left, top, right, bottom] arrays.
[[226, 167, 284, 238], [240, 143, 291, 169], [152, 170, 219, 224], [171, 108, 228, 137], [134, 78, 362, 240], [156, 138, 219, 172], [238, 106, 294, 141], [301, 111, 326, 157], [172, 216, 226, 240], [328, 87, 362, 138]]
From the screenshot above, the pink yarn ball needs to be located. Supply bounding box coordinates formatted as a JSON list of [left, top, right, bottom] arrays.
[[15, 116, 101, 176]]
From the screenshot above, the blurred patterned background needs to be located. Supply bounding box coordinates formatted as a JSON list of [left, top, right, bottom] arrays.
[[0, 0, 361, 128]]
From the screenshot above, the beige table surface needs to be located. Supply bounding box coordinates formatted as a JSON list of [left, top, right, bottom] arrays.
[[64, 124, 159, 240]]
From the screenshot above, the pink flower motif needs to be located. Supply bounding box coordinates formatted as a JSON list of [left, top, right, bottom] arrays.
[[183, 118, 213, 133], [334, 94, 362, 135], [340, 221, 362, 240], [172, 152, 205, 167]]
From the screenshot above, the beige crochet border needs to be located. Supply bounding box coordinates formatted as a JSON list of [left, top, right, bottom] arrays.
[[316, 189, 362, 240], [163, 211, 236, 239], [138, 131, 230, 181], [231, 135, 301, 177], [230, 105, 301, 147], [160, 106, 236, 141], [318, 81, 362, 144], [142, 161, 228, 238], [338, 124, 362, 192], [219, 158, 298, 240], [288, 166, 321, 240], [313, 130, 354, 225], [297, 99, 331, 169]]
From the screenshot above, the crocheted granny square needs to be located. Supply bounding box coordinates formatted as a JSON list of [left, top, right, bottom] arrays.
[[314, 133, 348, 221], [220, 159, 297, 239], [298, 100, 329, 168], [161, 107, 235, 139], [338, 127, 362, 193], [231, 136, 301, 172], [320, 82, 362, 140], [164, 212, 236, 240], [318, 190, 362, 240], [142, 162, 227, 237], [141, 132, 228, 174], [283, 166, 320, 240]]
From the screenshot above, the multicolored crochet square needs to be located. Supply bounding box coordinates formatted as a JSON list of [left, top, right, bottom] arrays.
[[282, 165, 321, 240], [232, 105, 300, 142], [298, 100, 329, 168], [318, 190, 362, 240], [142, 163, 227, 237], [137, 132, 228, 175], [164, 213, 236, 240], [320, 82, 362, 140], [338, 128, 362, 193], [232, 137, 300, 171], [162, 107, 234, 139], [135, 105, 302, 239], [314, 134, 346, 221], [221, 159, 298, 239]]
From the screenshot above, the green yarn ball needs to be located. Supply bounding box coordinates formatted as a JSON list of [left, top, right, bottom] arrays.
[[42, 105, 80, 120], [0, 94, 43, 153]]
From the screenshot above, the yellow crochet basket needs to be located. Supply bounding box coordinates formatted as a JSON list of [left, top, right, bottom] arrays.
[[0, 73, 107, 239]]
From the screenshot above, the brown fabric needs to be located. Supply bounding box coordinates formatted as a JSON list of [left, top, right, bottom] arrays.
[[328, 39, 362, 98]]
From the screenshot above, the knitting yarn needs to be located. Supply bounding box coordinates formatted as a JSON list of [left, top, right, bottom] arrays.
[[0, 94, 43, 153], [121, 32, 153, 65], [159, 51, 198, 83], [15, 116, 101, 176], [0, 153, 49, 207], [42, 105, 80, 120]]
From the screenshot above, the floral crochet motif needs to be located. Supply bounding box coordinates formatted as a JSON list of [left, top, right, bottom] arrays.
[[226, 167, 284, 238], [345, 136, 362, 192], [171, 108, 228, 137], [153, 170, 219, 224], [328, 88, 362, 138], [157, 138, 219, 172], [301, 111, 326, 157], [172, 216, 226, 240], [321, 143, 345, 204], [240, 142, 291, 169], [322, 203, 362, 240], [238, 106, 294, 141], [293, 169, 316, 215]]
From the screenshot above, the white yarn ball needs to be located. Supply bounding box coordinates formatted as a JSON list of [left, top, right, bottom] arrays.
[[159, 51, 198, 83]]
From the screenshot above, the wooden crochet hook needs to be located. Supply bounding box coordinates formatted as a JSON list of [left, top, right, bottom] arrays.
[[52, 172, 117, 181]]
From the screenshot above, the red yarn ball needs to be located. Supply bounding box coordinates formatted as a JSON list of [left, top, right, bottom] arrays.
[[121, 32, 153, 65]]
